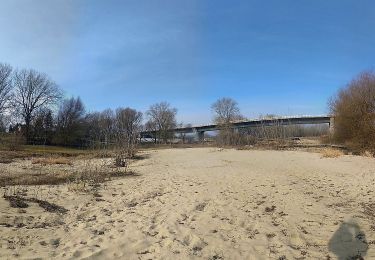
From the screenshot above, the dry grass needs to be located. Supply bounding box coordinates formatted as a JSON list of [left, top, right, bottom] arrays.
[[361, 150, 375, 158], [32, 157, 73, 166], [0, 158, 14, 164], [20, 145, 89, 156], [0, 165, 139, 187], [0, 150, 31, 161], [67, 180, 88, 193], [0, 171, 75, 186], [321, 148, 344, 158], [0, 146, 146, 187], [0, 144, 110, 159]]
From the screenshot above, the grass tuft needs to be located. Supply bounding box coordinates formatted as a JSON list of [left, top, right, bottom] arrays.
[[321, 148, 344, 158]]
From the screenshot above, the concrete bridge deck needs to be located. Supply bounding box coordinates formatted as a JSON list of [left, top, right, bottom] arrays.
[[141, 115, 334, 139]]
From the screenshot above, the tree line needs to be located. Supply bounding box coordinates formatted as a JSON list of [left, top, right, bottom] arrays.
[[209, 71, 375, 154], [0, 63, 178, 151], [1, 62, 373, 154]]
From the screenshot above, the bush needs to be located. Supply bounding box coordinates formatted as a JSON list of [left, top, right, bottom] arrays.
[[114, 152, 128, 168], [0, 133, 25, 151], [321, 148, 344, 158], [330, 71, 375, 155]]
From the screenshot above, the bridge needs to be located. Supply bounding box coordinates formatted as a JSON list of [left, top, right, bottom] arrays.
[[141, 115, 334, 141]]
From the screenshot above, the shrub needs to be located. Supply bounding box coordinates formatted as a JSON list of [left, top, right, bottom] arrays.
[[321, 148, 344, 158], [330, 71, 375, 155], [0, 133, 25, 151], [114, 152, 128, 168]]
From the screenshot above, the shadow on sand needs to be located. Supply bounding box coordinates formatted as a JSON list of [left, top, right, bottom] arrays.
[[328, 219, 368, 260]]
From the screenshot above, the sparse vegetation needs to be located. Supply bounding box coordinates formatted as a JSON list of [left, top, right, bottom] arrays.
[[0, 161, 137, 187], [0, 148, 141, 187], [0, 158, 13, 164], [31, 157, 72, 166], [321, 148, 344, 158]]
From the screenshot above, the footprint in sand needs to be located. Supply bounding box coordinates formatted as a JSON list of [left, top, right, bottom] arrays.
[[195, 202, 207, 212]]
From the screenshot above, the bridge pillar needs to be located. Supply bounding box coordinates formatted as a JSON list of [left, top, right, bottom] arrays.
[[329, 117, 335, 135], [197, 131, 205, 143]]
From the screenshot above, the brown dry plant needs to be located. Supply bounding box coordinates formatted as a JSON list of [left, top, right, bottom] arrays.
[[321, 148, 344, 158], [330, 71, 375, 155], [32, 157, 72, 166]]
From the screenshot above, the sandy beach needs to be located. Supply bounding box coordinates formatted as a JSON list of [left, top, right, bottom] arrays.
[[1, 148, 374, 259]]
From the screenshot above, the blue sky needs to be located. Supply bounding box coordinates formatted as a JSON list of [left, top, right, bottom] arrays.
[[1, 0, 374, 124]]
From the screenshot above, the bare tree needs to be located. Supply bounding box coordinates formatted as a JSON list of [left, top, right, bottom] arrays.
[[146, 102, 177, 143], [211, 97, 242, 125], [99, 109, 115, 146], [0, 63, 13, 116], [114, 107, 143, 157], [31, 108, 54, 145], [145, 119, 158, 143], [84, 112, 101, 148], [12, 69, 62, 142], [55, 97, 86, 146], [211, 98, 243, 145], [84, 109, 116, 148]]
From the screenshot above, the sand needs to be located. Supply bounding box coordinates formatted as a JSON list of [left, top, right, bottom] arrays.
[[0, 148, 374, 259]]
